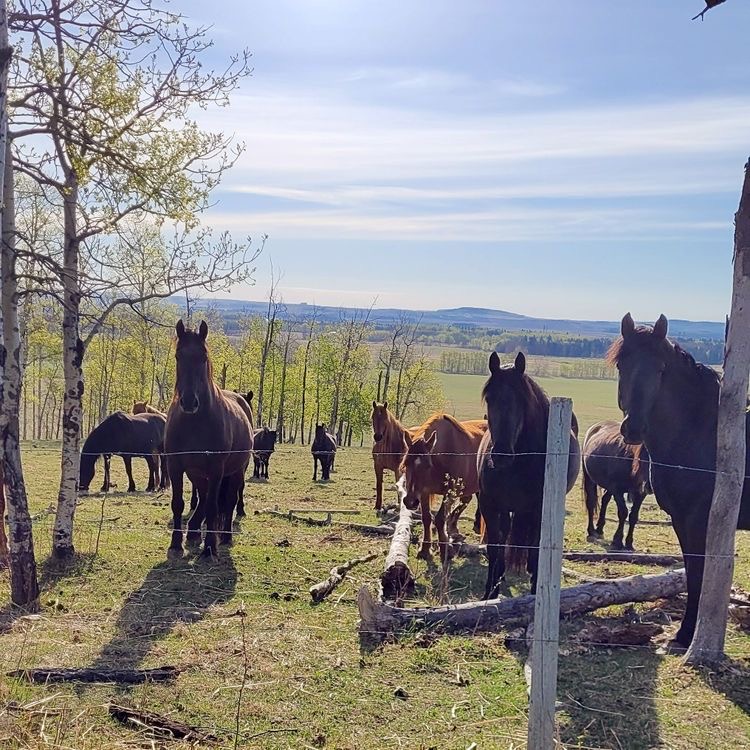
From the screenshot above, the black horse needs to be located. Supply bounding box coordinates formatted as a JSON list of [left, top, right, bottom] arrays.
[[610, 313, 750, 648], [252, 427, 277, 479], [582, 419, 652, 550], [80, 412, 168, 493], [478, 351, 581, 599], [312, 424, 336, 481]]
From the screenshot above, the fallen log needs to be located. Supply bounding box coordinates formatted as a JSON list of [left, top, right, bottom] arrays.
[[310, 551, 381, 603], [358, 569, 686, 644], [453, 544, 681, 567], [563, 552, 681, 566], [8, 666, 179, 684], [381, 503, 419, 602], [257, 508, 395, 537], [108, 704, 217, 743]]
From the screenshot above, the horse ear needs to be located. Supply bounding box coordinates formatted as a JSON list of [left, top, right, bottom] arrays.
[[372, 401, 377, 409], [489, 351, 501, 374], [653, 314, 668, 340], [176, 319, 185, 338], [621, 312, 635, 338], [198, 320, 208, 340], [426, 430, 438, 452], [383, 401, 388, 410], [246, 391, 254, 403], [514, 351, 526, 375]]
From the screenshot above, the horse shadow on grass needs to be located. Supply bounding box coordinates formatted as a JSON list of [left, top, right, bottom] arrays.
[[85, 547, 237, 688], [696, 656, 750, 716]]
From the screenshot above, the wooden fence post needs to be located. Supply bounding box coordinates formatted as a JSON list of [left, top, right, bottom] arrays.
[[686, 158, 750, 665], [528, 397, 572, 749]]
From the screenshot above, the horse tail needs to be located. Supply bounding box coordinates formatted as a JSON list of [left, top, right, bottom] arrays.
[[582, 458, 599, 517], [505, 512, 533, 573]]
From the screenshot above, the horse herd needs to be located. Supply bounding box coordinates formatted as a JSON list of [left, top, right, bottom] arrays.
[[78, 314, 750, 651]]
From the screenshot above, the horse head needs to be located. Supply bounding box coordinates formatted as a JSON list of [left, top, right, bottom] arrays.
[[174, 319, 212, 414], [396, 430, 438, 511], [371, 401, 389, 443], [482, 351, 528, 470], [610, 313, 669, 445]]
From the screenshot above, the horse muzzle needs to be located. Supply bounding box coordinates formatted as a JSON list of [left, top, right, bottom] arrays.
[[620, 416, 644, 446], [179, 395, 200, 414]]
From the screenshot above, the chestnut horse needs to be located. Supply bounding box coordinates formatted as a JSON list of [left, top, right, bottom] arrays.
[[371, 401, 420, 511], [582, 420, 651, 550], [478, 352, 580, 598], [166, 320, 253, 559], [397, 413, 487, 562], [610, 313, 750, 648]]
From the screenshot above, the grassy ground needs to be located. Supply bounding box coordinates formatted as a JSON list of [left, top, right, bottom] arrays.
[[1, 438, 749, 749], [440, 372, 621, 434]]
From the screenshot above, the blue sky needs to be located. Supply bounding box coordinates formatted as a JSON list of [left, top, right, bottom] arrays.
[[181, 0, 750, 321]]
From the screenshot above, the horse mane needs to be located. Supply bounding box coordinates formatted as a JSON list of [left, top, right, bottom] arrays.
[[607, 330, 720, 390]]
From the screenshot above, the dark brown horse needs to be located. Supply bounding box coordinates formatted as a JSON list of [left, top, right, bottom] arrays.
[[610, 313, 750, 648], [312, 425, 337, 481], [166, 320, 253, 559], [80, 411, 168, 492], [371, 401, 420, 511], [582, 420, 652, 550], [397, 413, 487, 562], [478, 352, 580, 598]]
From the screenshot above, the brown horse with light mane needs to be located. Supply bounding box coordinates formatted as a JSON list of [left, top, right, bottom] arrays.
[[397, 413, 487, 561], [371, 401, 421, 511], [165, 320, 253, 560]]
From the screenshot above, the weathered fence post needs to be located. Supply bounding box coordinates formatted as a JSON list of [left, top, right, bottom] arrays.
[[686, 158, 750, 665], [528, 397, 572, 749]]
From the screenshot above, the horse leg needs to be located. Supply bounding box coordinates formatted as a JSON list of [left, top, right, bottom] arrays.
[[434, 499, 451, 565], [146, 455, 156, 492], [189, 483, 198, 512], [375, 465, 383, 511], [220, 476, 239, 545], [167, 466, 185, 559], [101, 455, 110, 493], [323, 457, 331, 481], [624, 490, 644, 551], [123, 456, 136, 492], [313, 456, 318, 482], [481, 501, 504, 600], [417, 495, 433, 559], [159, 455, 170, 490], [527, 516, 542, 594], [187, 482, 206, 548], [201, 475, 222, 559], [446, 494, 470, 543], [473, 496, 482, 536], [264, 456, 270, 479], [595, 491, 611, 538], [235, 477, 246, 518], [609, 493, 628, 550], [253, 456, 260, 479], [672, 515, 707, 648]]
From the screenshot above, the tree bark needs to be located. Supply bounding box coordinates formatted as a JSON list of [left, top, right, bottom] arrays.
[[52, 173, 83, 560], [381, 502, 417, 601], [310, 552, 380, 603], [686, 158, 750, 665], [1, 138, 39, 607], [358, 569, 687, 644]]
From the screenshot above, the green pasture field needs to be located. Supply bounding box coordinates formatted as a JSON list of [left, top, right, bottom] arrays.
[[1, 435, 749, 748], [440, 372, 621, 434]]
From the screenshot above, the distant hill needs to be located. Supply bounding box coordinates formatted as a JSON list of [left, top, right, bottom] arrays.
[[181, 297, 725, 341]]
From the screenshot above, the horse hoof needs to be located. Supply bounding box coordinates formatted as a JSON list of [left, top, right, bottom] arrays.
[[199, 547, 217, 561], [417, 548, 432, 561], [657, 639, 688, 656], [186, 534, 202, 548], [586, 534, 601, 543], [608, 542, 625, 552], [167, 547, 184, 561]]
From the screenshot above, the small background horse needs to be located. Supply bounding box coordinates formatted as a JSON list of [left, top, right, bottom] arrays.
[[583, 419, 651, 550], [253, 427, 277, 479], [610, 312, 750, 648], [397, 413, 487, 561], [312, 425, 337, 481], [371, 401, 420, 511], [478, 351, 580, 599], [80, 412, 168, 492], [166, 321, 253, 559]]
